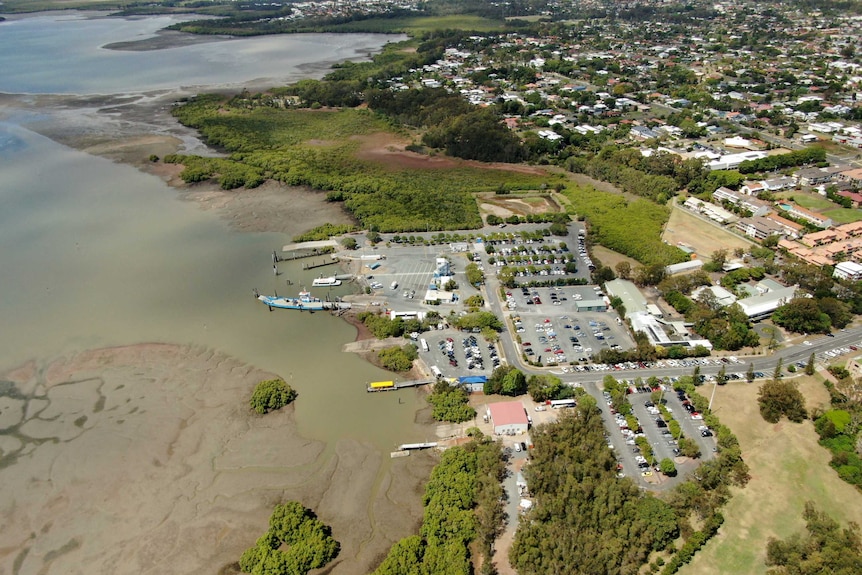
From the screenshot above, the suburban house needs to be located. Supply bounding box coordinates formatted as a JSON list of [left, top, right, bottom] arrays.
[[838, 167, 862, 188], [736, 216, 789, 240], [796, 166, 845, 187], [776, 203, 832, 229]]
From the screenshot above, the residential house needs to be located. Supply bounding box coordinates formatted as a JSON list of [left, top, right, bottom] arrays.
[[796, 166, 844, 187], [713, 187, 771, 216], [736, 216, 788, 240], [837, 190, 862, 208], [838, 167, 862, 188], [834, 261, 862, 281], [777, 203, 833, 228]]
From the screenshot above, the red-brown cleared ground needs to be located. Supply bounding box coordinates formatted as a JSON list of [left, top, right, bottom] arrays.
[[353, 132, 548, 175]]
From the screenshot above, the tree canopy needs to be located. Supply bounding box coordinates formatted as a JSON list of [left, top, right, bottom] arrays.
[[510, 407, 679, 574], [757, 379, 808, 424], [239, 501, 340, 575], [250, 378, 297, 414], [427, 381, 476, 423], [765, 502, 862, 575]]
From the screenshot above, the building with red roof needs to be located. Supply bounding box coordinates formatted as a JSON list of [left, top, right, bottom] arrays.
[[487, 401, 529, 435]]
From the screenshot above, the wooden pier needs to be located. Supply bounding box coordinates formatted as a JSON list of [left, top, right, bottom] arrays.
[[398, 442, 438, 451], [366, 379, 433, 392], [303, 259, 339, 270]]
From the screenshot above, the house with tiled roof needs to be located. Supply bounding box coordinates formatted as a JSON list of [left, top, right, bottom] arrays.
[[777, 203, 832, 228]]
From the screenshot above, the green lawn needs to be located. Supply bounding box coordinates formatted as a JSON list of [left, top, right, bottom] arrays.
[[779, 191, 862, 224], [786, 192, 835, 211], [823, 207, 862, 224], [681, 376, 862, 575]]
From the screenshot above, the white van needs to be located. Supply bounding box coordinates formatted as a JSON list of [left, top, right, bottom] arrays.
[[390, 281, 398, 290]]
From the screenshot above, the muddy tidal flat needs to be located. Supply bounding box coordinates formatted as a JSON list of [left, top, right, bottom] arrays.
[[0, 344, 433, 575]]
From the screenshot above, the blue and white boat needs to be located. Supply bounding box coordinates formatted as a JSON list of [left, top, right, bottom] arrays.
[[254, 289, 351, 312]]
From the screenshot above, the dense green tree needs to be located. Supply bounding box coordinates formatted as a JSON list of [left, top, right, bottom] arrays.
[[501, 368, 527, 396], [659, 458, 677, 476], [805, 353, 816, 376], [373, 437, 504, 575], [765, 502, 862, 575], [818, 297, 853, 329], [427, 381, 476, 423], [758, 379, 807, 424], [527, 374, 573, 402], [454, 311, 504, 332], [510, 408, 679, 574], [464, 294, 485, 309], [678, 437, 701, 459], [250, 378, 297, 414], [465, 263, 485, 286], [239, 501, 339, 575], [341, 237, 358, 250], [377, 344, 418, 372]]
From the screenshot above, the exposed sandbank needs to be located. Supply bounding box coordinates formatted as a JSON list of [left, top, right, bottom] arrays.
[[0, 344, 434, 575]]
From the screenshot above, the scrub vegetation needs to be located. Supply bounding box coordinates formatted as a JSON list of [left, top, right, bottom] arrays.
[[167, 95, 550, 232], [562, 185, 687, 266]]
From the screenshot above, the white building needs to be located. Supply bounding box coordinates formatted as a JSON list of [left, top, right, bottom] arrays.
[[834, 261, 862, 281]]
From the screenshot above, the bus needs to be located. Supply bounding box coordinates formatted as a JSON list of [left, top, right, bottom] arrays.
[[550, 398, 577, 409], [420, 338, 429, 352]]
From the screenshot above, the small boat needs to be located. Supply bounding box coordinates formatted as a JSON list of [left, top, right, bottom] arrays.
[[257, 289, 327, 311], [312, 275, 342, 287]]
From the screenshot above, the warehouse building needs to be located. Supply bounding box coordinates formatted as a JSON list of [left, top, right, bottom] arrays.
[[487, 401, 529, 435]]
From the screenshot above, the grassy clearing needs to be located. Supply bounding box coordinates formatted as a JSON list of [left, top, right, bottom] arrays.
[[780, 191, 862, 224], [591, 245, 639, 271], [681, 375, 862, 575], [823, 207, 862, 224], [663, 204, 754, 257]]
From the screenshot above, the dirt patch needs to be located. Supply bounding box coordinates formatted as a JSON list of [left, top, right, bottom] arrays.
[[0, 344, 434, 575], [353, 132, 547, 176], [591, 245, 640, 271], [662, 204, 754, 259], [478, 193, 559, 217]]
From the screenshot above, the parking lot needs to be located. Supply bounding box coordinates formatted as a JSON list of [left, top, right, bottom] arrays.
[[359, 243, 472, 303], [511, 304, 634, 366], [482, 224, 592, 284], [588, 379, 717, 489], [419, 330, 502, 381]]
